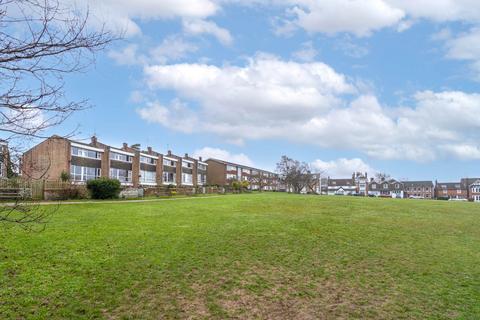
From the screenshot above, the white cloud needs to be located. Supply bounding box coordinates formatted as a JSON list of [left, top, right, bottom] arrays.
[[149, 36, 198, 64], [77, 0, 219, 36], [292, 41, 318, 62], [137, 100, 198, 133], [311, 158, 375, 177], [285, 0, 405, 37], [272, 1, 480, 37], [192, 147, 254, 166], [335, 37, 369, 58], [108, 36, 198, 66], [445, 28, 480, 61], [138, 55, 480, 162], [441, 144, 480, 160], [108, 44, 145, 65], [182, 19, 233, 45]]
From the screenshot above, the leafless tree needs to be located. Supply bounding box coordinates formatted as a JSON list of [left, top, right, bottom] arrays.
[[276, 156, 320, 194], [248, 171, 268, 192], [0, 0, 117, 229], [375, 172, 391, 182]]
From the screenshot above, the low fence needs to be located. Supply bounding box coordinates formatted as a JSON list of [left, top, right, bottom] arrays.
[[143, 185, 223, 197], [0, 179, 227, 200], [0, 178, 43, 200]]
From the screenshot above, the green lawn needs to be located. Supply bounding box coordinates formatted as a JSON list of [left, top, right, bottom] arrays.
[[1, 193, 479, 319]]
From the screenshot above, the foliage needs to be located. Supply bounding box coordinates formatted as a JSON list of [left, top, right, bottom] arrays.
[[60, 171, 70, 182], [58, 185, 88, 200], [86, 178, 121, 199]]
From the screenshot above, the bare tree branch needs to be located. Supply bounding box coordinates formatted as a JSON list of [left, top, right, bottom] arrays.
[[0, 0, 118, 228]]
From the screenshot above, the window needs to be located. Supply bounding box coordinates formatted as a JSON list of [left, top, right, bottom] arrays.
[[110, 152, 133, 163], [140, 156, 157, 165], [197, 174, 206, 184], [163, 172, 176, 184], [198, 164, 207, 171], [71, 146, 101, 159], [163, 159, 176, 167], [226, 165, 236, 171], [383, 184, 388, 189], [110, 168, 132, 183], [140, 170, 156, 184], [226, 173, 237, 180], [371, 184, 376, 190], [242, 168, 250, 174], [182, 173, 193, 184], [182, 161, 192, 169], [70, 165, 101, 182]]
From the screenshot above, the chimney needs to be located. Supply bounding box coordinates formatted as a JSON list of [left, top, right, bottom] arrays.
[[91, 135, 97, 146], [147, 147, 152, 154], [122, 143, 128, 150], [168, 150, 172, 156], [199, 156, 202, 161], [184, 153, 189, 158]]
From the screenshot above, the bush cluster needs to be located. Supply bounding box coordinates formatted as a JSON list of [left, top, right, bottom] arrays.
[[87, 178, 121, 199]]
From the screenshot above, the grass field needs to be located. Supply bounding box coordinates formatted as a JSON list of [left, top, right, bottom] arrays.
[[1, 193, 479, 319]]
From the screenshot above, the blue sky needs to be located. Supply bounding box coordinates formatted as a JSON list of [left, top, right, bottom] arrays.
[[42, 0, 480, 181]]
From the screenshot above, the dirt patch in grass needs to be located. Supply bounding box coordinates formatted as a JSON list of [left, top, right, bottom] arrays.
[[105, 265, 397, 319], [216, 266, 395, 319]]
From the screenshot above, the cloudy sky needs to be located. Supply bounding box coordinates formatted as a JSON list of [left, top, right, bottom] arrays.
[[50, 0, 480, 180]]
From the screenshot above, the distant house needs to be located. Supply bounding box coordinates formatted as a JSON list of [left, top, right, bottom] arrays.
[[461, 178, 480, 202], [327, 178, 356, 195], [368, 178, 404, 198], [468, 179, 480, 202], [353, 172, 368, 196], [402, 181, 434, 199], [435, 182, 464, 199]]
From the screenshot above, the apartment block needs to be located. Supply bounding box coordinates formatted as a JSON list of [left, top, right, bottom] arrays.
[[403, 181, 434, 199], [21, 135, 206, 188], [205, 158, 279, 191]]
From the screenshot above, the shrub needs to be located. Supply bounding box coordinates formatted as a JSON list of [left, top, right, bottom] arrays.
[[87, 178, 121, 199], [58, 185, 88, 200], [60, 171, 70, 182]]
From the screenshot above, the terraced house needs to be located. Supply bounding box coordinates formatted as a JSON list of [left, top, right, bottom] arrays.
[[403, 181, 434, 199], [21, 135, 206, 189], [435, 182, 464, 199], [205, 158, 279, 191]]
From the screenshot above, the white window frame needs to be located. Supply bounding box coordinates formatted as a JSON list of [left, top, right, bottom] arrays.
[[70, 165, 101, 182], [162, 172, 176, 184], [109, 168, 132, 183], [182, 172, 193, 185]]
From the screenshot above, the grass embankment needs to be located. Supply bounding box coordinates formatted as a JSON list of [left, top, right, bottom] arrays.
[[1, 193, 479, 319]]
